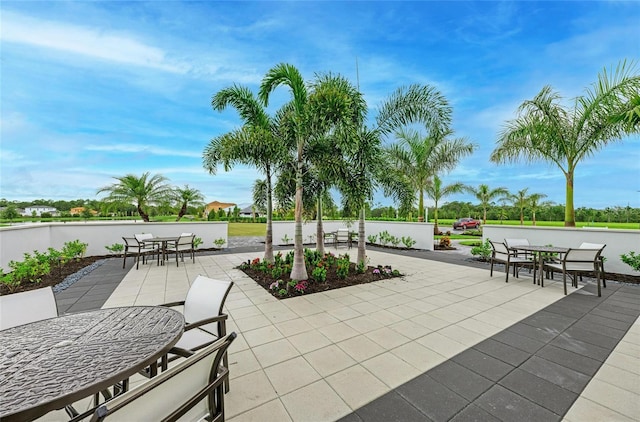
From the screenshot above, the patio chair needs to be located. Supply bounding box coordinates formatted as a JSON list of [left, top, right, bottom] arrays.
[[122, 235, 159, 270], [335, 228, 351, 249], [579, 242, 607, 288], [90, 332, 236, 422], [489, 240, 536, 283], [0, 286, 57, 330], [544, 246, 606, 296], [166, 233, 196, 266], [504, 238, 531, 257], [159, 275, 234, 391]]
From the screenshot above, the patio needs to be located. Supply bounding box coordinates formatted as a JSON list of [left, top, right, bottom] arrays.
[[41, 246, 639, 421]]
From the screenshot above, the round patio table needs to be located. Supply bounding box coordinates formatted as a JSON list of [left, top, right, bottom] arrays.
[[0, 306, 184, 422]]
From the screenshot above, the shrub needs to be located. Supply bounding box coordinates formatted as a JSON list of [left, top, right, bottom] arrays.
[[389, 235, 400, 248], [193, 237, 203, 249], [213, 238, 225, 248], [378, 230, 392, 246], [401, 236, 416, 248], [621, 251, 640, 272], [62, 240, 87, 260], [471, 239, 492, 261], [312, 265, 327, 282], [439, 236, 451, 248], [336, 254, 350, 279], [367, 234, 378, 244], [105, 243, 124, 255]]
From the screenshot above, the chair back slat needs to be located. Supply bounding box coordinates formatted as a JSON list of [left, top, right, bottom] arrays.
[[504, 238, 529, 248], [134, 233, 154, 242], [563, 248, 602, 263], [579, 242, 605, 250], [0, 287, 58, 330], [489, 240, 509, 256], [184, 276, 233, 336], [91, 333, 236, 422]]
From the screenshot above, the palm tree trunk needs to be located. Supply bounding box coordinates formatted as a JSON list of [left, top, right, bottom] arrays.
[[137, 204, 150, 222], [433, 199, 439, 234], [316, 195, 324, 256], [357, 207, 366, 265], [264, 166, 274, 263], [176, 203, 187, 221], [565, 171, 576, 227], [290, 151, 308, 281], [418, 190, 424, 222]]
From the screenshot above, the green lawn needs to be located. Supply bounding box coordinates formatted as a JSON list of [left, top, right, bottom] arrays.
[[228, 222, 266, 237]]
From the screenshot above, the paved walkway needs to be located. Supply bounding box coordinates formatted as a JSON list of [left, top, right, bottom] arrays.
[[47, 239, 639, 421]]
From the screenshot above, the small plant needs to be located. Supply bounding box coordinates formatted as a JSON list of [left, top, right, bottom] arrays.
[[213, 238, 225, 249], [62, 240, 87, 260], [389, 235, 400, 248], [312, 265, 327, 282], [294, 280, 308, 293], [356, 260, 366, 274], [401, 236, 416, 249], [471, 239, 492, 261], [193, 237, 203, 249], [105, 243, 124, 255], [378, 230, 392, 246], [367, 234, 378, 244], [336, 254, 350, 279], [439, 236, 451, 248], [621, 251, 640, 272], [281, 234, 291, 244]]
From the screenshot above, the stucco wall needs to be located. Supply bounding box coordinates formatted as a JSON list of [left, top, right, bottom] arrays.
[[0, 221, 228, 271], [482, 225, 640, 275], [271, 220, 434, 251]]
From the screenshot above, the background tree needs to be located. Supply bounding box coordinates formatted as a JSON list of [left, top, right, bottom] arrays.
[[1, 205, 20, 221], [491, 60, 640, 226], [205, 84, 289, 263], [425, 175, 468, 233], [173, 185, 205, 221], [528, 193, 548, 225], [467, 184, 509, 224], [386, 127, 475, 222], [96, 172, 171, 222]]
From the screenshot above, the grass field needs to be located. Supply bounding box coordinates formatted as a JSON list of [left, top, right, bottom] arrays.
[[228, 222, 266, 237]]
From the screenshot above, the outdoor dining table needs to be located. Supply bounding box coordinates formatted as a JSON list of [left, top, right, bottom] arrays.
[[510, 245, 569, 287], [0, 306, 184, 422], [142, 236, 179, 265]]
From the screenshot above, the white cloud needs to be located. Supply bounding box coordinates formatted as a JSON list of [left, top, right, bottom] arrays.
[[1, 11, 189, 73], [84, 144, 201, 158]]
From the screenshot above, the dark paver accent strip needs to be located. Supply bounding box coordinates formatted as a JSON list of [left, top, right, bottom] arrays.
[[343, 282, 640, 421]]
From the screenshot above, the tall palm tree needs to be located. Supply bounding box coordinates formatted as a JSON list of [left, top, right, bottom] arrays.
[[174, 185, 205, 221], [491, 60, 640, 226], [97, 172, 171, 222], [204, 84, 289, 263], [425, 175, 468, 234], [467, 184, 509, 224], [338, 84, 453, 265], [513, 188, 529, 225], [259, 64, 365, 280], [387, 127, 475, 222]]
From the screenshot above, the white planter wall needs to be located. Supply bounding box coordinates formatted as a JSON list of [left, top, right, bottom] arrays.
[[0, 222, 228, 271], [272, 220, 434, 251], [482, 225, 640, 275]]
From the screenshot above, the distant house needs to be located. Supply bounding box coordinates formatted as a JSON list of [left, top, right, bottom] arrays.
[[203, 201, 236, 218], [23, 205, 58, 216], [239, 205, 259, 218], [70, 207, 98, 216]]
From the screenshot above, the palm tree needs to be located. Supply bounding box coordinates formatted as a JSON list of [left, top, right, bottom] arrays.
[[512, 188, 529, 225], [386, 127, 475, 222], [97, 172, 171, 222], [425, 175, 468, 234], [204, 84, 289, 263], [174, 185, 205, 221], [491, 60, 640, 226], [259, 64, 366, 280], [528, 193, 548, 225], [467, 184, 509, 224]]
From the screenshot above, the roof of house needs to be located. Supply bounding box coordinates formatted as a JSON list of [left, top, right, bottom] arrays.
[[204, 201, 237, 212]]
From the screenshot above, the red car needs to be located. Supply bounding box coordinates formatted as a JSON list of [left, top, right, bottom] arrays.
[[453, 218, 481, 230]]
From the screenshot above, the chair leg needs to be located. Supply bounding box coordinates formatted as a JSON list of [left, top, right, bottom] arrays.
[[563, 271, 568, 295], [490, 260, 494, 277]]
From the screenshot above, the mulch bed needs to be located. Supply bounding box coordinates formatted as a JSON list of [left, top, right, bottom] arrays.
[[240, 263, 403, 299]]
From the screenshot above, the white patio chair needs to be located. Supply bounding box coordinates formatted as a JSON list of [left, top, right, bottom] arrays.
[[0, 286, 57, 330], [544, 246, 606, 296], [489, 240, 536, 283], [166, 233, 196, 266], [159, 276, 234, 391], [579, 242, 607, 288], [90, 333, 236, 422], [335, 229, 351, 249], [123, 234, 159, 270]]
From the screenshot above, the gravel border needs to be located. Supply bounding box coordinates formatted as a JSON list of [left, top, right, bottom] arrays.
[[52, 259, 107, 293]]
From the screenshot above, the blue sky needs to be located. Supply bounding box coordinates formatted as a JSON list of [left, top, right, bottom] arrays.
[[1, 1, 638, 210]]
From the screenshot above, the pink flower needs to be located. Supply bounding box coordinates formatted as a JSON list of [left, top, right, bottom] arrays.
[[373, 268, 380, 275]]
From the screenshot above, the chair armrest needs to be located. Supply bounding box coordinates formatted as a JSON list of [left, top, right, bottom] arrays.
[[159, 300, 186, 308], [184, 314, 228, 331], [168, 346, 196, 358]]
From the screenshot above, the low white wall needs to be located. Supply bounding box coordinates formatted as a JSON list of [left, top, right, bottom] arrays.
[[272, 220, 434, 251], [0, 222, 228, 271], [482, 225, 640, 276]]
